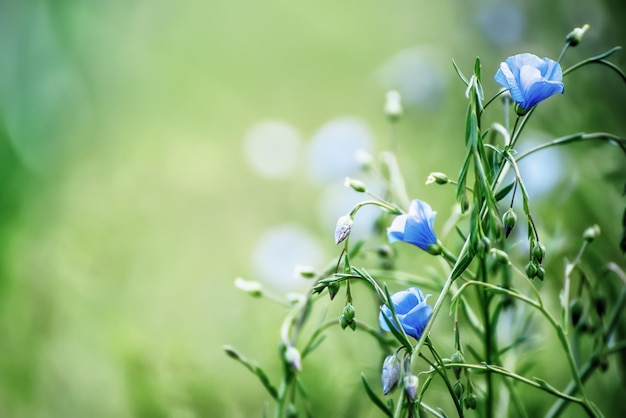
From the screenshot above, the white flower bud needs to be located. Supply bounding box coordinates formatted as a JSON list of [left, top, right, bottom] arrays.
[[385, 90, 403, 121], [334, 215, 353, 245]]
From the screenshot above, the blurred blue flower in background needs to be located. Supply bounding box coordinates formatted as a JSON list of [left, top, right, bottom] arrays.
[[387, 199, 437, 252], [495, 53, 564, 111], [379, 288, 432, 339]]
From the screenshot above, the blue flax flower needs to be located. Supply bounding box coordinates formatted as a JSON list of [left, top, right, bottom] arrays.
[[387, 199, 438, 252], [379, 288, 432, 339], [495, 53, 564, 111]]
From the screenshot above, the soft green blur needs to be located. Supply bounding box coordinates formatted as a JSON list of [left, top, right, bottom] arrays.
[[0, 1, 624, 417]]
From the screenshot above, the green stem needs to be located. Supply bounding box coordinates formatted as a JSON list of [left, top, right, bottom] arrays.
[[515, 132, 626, 162], [445, 363, 588, 407], [478, 258, 494, 418], [452, 280, 597, 416], [410, 239, 471, 370], [419, 346, 464, 417]]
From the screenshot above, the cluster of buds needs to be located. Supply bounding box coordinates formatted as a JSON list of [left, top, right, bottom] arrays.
[[525, 241, 546, 280], [380, 354, 419, 402], [339, 303, 356, 331]]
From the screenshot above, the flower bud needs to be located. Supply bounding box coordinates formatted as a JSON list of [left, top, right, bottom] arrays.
[[344, 177, 367, 193], [340, 303, 356, 330], [525, 261, 538, 279], [294, 265, 316, 279], [327, 281, 340, 300], [285, 404, 298, 418], [234, 278, 263, 297], [537, 266, 546, 281], [453, 381, 464, 400], [475, 236, 491, 258], [284, 346, 302, 372], [355, 149, 374, 171], [566, 24, 590, 46], [334, 215, 353, 245], [570, 299, 584, 327], [490, 249, 510, 265], [385, 90, 403, 121], [381, 355, 401, 395], [376, 245, 393, 258], [425, 172, 449, 185], [532, 242, 546, 264], [450, 351, 465, 380], [536, 266, 545, 281], [404, 375, 419, 402], [465, 394, 478, 410], [502, 208, 517, 238], [583, 224, 600, 243]]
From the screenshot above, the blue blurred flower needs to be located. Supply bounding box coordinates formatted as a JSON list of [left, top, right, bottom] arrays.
[[494, 53, 564, 111], [379, 288, 432, 339], [387, 199, 438, 252]]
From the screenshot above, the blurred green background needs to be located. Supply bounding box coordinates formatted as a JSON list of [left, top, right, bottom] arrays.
[[0, 0, 624, 417]]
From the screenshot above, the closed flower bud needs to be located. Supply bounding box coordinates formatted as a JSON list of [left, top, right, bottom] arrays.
[[425, 172, 449, 185], [381, 355, 401, 395], [450, 351, 465, 380], [234, 278, 263, 297], [475, 236, 491, 258], [532, 242, 546, 264], [284, 346, 302, 372], [340, 303, 356, 330], [566, 24, 590, 46], [583, 224, 600, 242], [502, 208, 517, 238], [285, 404, 298, 418], [344, 177, 367, 193], [355, 149, 374, 171], [465, 394, 478, 410], [294, 265, 316, 279], [536, 266, 545, 281], [385, 90, 403, 121], [376, 245, 393, 258], [334, 215, 353, 245], [570, 299, 584, 327], [328, 281, 340, 300], [490, 248, 510, 265], [404, 375, 419, 402], [525, 261, 538, 279], [453, 381, 464, 400]]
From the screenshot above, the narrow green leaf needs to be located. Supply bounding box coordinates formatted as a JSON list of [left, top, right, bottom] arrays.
[[495, 182, 515, 201], [223, 346, 278, 400], [452, 60, 469, 86], [255, 366, 279, 400], [450, 249, 474, 280], [302, 334, 326, 358], [361, 373, 393, 417]]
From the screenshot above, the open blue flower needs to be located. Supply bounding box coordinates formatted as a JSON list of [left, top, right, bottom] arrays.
[[387, 199, 437, 252], [495, 53, 564, 111], [379, 288, 432, 339]]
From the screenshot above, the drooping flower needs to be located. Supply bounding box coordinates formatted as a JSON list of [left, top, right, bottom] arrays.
[[494, 53, 564, 111], [379, 288, 432, 339], [387, 200, 438, 252]]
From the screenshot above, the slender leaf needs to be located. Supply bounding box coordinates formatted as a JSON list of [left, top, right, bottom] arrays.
[[361, 373, 393, 417]]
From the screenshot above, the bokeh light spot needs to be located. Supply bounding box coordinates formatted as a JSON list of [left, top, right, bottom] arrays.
[[243, 120, 302, 178]]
